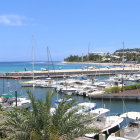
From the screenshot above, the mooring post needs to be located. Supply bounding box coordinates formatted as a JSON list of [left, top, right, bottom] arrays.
[[99, 134, 106, 140]]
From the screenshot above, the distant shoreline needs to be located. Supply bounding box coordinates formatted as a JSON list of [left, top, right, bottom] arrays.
[[62, 61, 140, 66]]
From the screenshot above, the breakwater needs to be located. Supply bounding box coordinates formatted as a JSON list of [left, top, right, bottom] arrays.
[[0, 66, 139, 79], [89, 92, 140, 101]]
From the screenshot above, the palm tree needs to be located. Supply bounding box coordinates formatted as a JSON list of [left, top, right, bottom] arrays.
[[1, 90, 98, 140]]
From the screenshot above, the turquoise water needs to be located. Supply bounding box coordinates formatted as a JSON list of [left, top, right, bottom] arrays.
[[0, 77, 140, 115], [0, 61, 119, 72], [0, 61, 139, 115]]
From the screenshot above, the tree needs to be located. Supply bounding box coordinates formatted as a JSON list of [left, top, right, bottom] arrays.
[[1, 90, 98, 140]]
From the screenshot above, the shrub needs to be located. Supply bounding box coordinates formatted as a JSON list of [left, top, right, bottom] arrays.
[[105, 84, 140, 94], [122, 84, 140, 91], [111, 87, 121, 93], [105, 86, 121, 94], [104, 88, 111, 94]]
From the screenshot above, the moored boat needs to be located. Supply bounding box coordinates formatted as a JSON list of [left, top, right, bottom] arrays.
[[107, 112, 140, 140]]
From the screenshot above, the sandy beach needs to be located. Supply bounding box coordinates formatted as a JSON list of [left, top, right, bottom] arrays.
[[16, 65, 140, 74], [62, 61, 140, 67]]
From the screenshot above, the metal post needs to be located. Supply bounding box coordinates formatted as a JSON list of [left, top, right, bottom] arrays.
[[3, 75, 4, 94], [15, 91, 17, 107]]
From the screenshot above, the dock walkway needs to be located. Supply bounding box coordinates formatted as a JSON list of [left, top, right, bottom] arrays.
[[89, 89, 140, 101], [0, 66, 139, 79]]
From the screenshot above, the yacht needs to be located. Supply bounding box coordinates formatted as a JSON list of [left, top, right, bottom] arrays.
[[67, 102, 97, 114], [107, 112, 140, 140], [85, 115, 123, 140], [89, 108, 110, 118]]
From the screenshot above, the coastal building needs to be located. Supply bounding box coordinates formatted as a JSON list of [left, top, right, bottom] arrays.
[[89, 52, 106, 56], [101, 57, 111, 62], [110, 55, 121, 59], [114, 49, 140, 55]]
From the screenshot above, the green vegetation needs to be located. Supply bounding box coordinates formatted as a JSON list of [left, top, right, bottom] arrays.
[[105, 86, 121, 93], [114, 48, 140, 63], [64, 54, 105, 62], [64, 48, 140, 63], [105, 84, 140, 94], [64, 55, 82, 62], [0, 90, 97, 140], [122, 84, 140, 91]]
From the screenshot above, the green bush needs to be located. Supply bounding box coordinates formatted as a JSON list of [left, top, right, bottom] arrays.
[[105, 86, 121, 93], [105, 84, 140, 94], [104, 88, 111, 94], [122, 84, 140, 91], [111, 86, 121, 93]]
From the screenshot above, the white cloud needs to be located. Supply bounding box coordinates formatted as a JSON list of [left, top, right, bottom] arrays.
[[0, 14, 26, 26]]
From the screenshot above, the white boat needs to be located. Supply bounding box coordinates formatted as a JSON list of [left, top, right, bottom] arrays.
[[86, 89, 104, 96], [20, 80, 36, 87], [107, 112, 140, 140], [54, 98, 73, 104], [12, 97, 31, 108], [1, 96, 31, 110], [36, 78, 57, 88], [68, 102, 97, 114], [75, 102, 97, 114], [59, 86, 77, 93], [126, 74, 140, 82], [89, 108, 110, 118], [85, 115, 124, 140], [20, 78, 56, 88]]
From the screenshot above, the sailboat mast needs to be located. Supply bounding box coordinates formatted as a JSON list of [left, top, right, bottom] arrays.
[[81, 53, 83, 75], [87, 42, 90, 62], [122, 41, 125, 90], [46, 46, 50, 77], [32, 36, 35, 81]]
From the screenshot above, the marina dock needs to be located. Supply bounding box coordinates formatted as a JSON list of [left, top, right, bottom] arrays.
[[0, 66, 139, 79], [89, 89, 140, 101]]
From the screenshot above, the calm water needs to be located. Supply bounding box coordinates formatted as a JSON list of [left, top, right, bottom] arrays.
[[0, 61, 119, 72], [0, 61, 140, 114], [0, 77, 140, 115]]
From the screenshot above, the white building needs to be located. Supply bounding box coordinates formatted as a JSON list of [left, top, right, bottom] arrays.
[[89, 52, 106, 56]]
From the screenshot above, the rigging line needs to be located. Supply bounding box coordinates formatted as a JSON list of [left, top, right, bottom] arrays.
[[87, 42, 90, 62], [121, 41, 128, 115], [101, 93, 103, 108], [32, 36, 35, 82], [47, 47, 57, 78], [109, 91, 112, 116], [82, 53, 83, 76]]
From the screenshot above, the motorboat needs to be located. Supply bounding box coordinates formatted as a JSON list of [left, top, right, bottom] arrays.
[[107, 112, 140, 140], [11, 97, 31, 108], [20, 78, 57, 88], [75, 102, 97, 114], [85, 115, 124, 140], [89, 108, 110, 118], [86, 89, 104, 96], [0, 93, 31, 110]]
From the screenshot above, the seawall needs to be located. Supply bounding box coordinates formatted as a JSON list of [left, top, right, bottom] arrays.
[[88, 89, 140, 101], [0, 66, 139, 79]]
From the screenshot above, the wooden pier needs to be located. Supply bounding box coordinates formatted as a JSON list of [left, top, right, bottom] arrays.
[[0, 66, 139, 79]]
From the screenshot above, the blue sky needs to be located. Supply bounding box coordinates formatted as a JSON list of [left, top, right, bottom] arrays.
[[0, 0, 140, 61]]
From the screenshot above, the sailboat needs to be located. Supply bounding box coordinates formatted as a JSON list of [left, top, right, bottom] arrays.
[[38, 47, 57, 88], [20, 36, 36, 87]]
